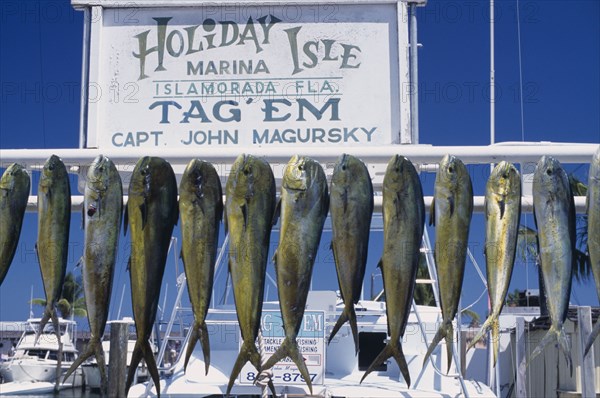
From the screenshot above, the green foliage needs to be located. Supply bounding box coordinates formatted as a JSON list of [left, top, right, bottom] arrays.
[[31, 271, 87, 319]]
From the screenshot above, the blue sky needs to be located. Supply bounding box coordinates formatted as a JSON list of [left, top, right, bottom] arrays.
[[0, 0, 599, 327]]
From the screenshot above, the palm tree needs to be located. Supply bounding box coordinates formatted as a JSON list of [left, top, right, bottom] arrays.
[[31, 272, 87, 319]]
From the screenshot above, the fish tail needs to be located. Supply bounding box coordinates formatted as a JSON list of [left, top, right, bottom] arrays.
[[264, 337, 313, 395], [226, 339, 262, 397], [423, 321, 454, 373], [184, 320, 211, 375], [328, 304, 359, 354], [584, 321, 600, 357], [126, 340, 161, 398], [360, 342, 411, 387], [444, 322, 454, 374], [558, 327, 573, 376], [525, 325, 571, 376], [491, 318, 500, 367], [466, 315, 498, 358], [35, 307, 52, 345], [62, 337, 102, 383]]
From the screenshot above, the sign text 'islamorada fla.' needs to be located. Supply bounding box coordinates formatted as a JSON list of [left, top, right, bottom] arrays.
[[91, 5, 400, 148]]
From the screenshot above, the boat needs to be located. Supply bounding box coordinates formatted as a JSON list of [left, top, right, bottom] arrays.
[[129, 289, 495, 397], [0, 318, 83, 391], [82, 317, 158, 390]]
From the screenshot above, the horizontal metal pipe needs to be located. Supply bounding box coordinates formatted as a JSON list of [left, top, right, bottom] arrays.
[[2, 143, 597, 167], [25, 195, 588, 214]]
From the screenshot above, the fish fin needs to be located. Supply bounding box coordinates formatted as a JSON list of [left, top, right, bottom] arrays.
[[241, 203, 248, 230], [127, 257, 131, 272], [35, 306, 54, 345], [467, 316, 500, 366], [492, 319, 500, 366], [342, 188, 349, 214], [444, 322, 454, 374], [272, 198, 281, 227], [226, 339, 262, 397], [498, 198, 505, 219], [429, 197, 435, 226], [361, 341, 410, 387], [525, 326, 572, 376], [448, 196, 455, 217], [328, 304, 359, 355], [423, 321, 453, 373], [271, 249, 278, 268], [123, 205, 129, 236], [126, 340, 161, 398], [223, 206, 228, 235], [81, 205, 85, 230], [184, 321, 211, 375], [63, 338, 106, 387], [263, 337, 313, 394], [585, 321, 600, 357], [558, 327, 573, 376], [140, 201, 148, 230], [75, 257, 83, 269]]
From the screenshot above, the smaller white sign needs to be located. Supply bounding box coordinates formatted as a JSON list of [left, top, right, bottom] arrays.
[[239, 310, 325, 386]]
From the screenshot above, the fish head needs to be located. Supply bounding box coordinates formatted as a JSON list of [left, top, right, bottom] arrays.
[[283, 155, 326, 192], [489, 161, 520, 196], [226, 154, 273, 201], [384, 155, 412, 187], [283, 155, 308, 191], [183, 159, 204, 190], [438, 155, 461, 186], [534, 155, 566, 190], [331, 154, 368, 186], [87, 155, 116, 189], [40, 155, 67, 188], [129, 156, 153, 196], [0, 163, 29, 191]]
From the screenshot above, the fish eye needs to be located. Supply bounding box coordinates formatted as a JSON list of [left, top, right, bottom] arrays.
[[546, 169, 552, 176], [298, 165, 304, 171], [448, 166, 454, 173], [48, 164, 55, 171], [341, 165, 346, 171]]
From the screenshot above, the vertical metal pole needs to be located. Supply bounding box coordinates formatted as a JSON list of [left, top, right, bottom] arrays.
[[515, 317, 527, 398], [490, 0, 495, 147], [409, 3, 419, 144], [108, 321, 129, 398], [578, 306, 596, 397]]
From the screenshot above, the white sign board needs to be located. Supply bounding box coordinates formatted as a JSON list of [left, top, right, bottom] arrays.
[[239, 310, 325, 386], [83, 3, 406, 149]]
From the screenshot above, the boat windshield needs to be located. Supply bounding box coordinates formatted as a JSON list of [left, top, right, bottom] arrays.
[[24, 349, 47, 359]]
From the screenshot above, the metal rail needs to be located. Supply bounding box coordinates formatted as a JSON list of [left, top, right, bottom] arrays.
[[22, 195, 589, 214], [1, 142, 597, 166]]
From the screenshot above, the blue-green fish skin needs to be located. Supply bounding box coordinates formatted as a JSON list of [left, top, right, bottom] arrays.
[[328, 154, 373, 352], [225, 154, 277, 397], [37, 155, 71, 340], [263, 155, 329, 394], [179, 159, 222, 375], [467, 161, 521, 365], [125, 156, 178, 398], [529, 156, 575, 373], [361, 155, 424, 387], [63, 155, 123, 390], [423, 155, 473, 373], [0, 163, 30, 285]]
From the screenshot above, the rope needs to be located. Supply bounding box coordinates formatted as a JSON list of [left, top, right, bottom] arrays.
[[255, 329, 273, 397]]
